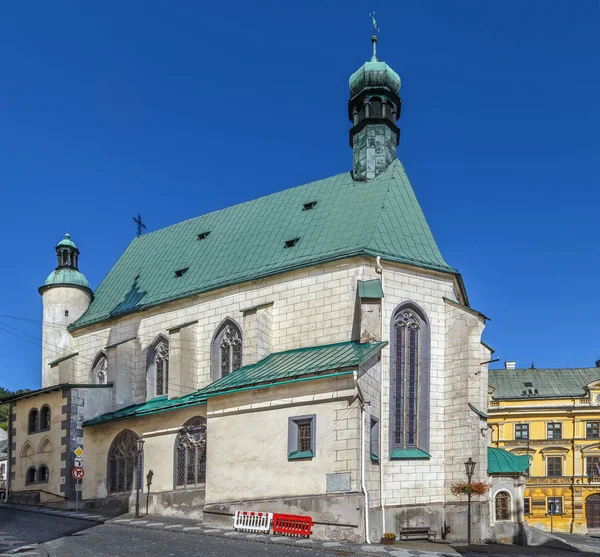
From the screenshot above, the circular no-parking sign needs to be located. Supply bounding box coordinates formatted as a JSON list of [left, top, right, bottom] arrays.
[[72, 467, 84, 480]]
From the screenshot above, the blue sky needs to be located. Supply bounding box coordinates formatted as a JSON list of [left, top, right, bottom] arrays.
[[1, 1, 599, 391]]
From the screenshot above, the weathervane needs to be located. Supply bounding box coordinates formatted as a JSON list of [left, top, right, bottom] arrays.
[[369, 11, 379, 35], [369, 11, 379, 60]]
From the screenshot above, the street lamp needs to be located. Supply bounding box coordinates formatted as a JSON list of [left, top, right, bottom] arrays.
[[464, 457, 476, 546], [135, 438, 145, 519]]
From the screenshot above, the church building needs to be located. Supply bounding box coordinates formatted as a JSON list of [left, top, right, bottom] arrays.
[[5, 34, 492, 542]]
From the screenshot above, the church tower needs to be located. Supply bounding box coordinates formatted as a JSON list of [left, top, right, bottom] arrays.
[[39, 233, 92, 387], [348, 33, 402, 181]]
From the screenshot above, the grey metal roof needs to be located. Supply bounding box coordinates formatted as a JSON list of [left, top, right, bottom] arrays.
[[489, 367, 600, 400]]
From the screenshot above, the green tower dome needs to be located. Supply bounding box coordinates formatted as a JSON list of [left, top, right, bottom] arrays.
[[56, 232, 78, 250], [42, 268, 91, 290], [39, 232, 92, 296], [349, 36, 401, 97]]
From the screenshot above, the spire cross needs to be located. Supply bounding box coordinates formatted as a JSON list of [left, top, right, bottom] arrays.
[[133, 213, 147, 236], [369, 11, 379, 60]]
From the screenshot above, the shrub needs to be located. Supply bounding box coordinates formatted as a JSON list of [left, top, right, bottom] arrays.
[[450, 481, 490, 496]]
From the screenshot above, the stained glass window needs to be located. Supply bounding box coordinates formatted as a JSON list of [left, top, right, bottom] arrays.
[[175, 418, 207, 488], [495, 492, 511, 521], [107, 430, 139, 494], [393, 309, 420, 448]]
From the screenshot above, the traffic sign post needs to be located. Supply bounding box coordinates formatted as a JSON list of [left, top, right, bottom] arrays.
[[72, 467, 84, 512]]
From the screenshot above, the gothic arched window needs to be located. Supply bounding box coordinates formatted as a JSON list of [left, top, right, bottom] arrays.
[[40, 406, 51, 431], [25, 467, 36, 485], [211, 320, 242, 380], [147, 336, 169, 398], [175, 417, 207, 488], [28, 409, 39, 434], [107, 430, 139, 494], [37, 465, 49, 483], [495, 491, 511, 521], [391, 303, 430, 455], [92, 352, 108, 385]]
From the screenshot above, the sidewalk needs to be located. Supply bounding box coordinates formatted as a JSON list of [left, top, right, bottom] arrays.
[[4, 504, 600, 557]]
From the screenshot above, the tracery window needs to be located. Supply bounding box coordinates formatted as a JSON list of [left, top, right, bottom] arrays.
[[495, 491, 511, 521], [155, 341, 169, 396], [391, 305, 430, 452], [175, 417, 207, 488], [92, 353, 108, 385], [212, 320, 242, 380], [107, 430, 139, 494]]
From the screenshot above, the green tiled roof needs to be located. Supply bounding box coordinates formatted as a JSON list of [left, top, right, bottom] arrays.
[[0, 439, 8, 458], [83, 393, 207, 427], [489, 367, 600, 400], [487, 447, 530, 475], [83, 340, 386, 427], [71, 160, 458, 330], [358, 279, 384, 298], [196, 340, 386, 398]]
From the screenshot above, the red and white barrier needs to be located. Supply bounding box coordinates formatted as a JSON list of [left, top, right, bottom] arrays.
[[233, 510, 273, 533]]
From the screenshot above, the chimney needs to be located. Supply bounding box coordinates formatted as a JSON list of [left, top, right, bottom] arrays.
[[596, 359, 600, 368], [505, 361, 517, 370]]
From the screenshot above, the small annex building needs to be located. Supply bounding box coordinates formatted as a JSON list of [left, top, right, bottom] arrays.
[[488, 362, 600, 534], [6, 33, 492, 542]]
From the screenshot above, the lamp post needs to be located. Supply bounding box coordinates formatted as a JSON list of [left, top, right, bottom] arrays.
[[464, 457, 476, 546], [135, 438, 145, 519]]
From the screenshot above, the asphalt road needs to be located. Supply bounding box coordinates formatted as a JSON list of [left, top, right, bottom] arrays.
[[0, 508, 94, 553], [43, 523, 334, 557]]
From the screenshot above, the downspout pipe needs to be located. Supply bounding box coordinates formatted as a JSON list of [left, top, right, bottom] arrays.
[[355, 370, 371, 544], [376, 256, 386, 535]]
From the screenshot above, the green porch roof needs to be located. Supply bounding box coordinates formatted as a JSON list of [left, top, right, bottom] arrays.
[[489, 367, 600, 400], [197, 340, 386, 398], [83, 340, 386, 427], [358, 279, 384, 299], [487, 447, 530, 475], [71, 160, 459, 330], [83, 393, 207, 427]]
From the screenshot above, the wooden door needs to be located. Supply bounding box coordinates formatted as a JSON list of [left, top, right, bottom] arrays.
[[586, 494, 600, 528]]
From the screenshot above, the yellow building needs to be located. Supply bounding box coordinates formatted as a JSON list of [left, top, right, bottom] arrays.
[[488, 362, 600, 533]]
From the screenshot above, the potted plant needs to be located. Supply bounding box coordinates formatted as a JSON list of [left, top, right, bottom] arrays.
[[380, 532, 396, 545], [450, 481, 490, 496]]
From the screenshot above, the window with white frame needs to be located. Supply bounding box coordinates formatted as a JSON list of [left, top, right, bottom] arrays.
[[547, 497, 562, 515]]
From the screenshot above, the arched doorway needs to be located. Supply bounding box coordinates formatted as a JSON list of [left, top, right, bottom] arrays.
[[586, 494, 600, 528]]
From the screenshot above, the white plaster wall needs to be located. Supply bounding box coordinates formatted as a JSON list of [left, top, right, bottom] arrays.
[[41, 287, 91, 387], [205, 375, 358, 503]]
